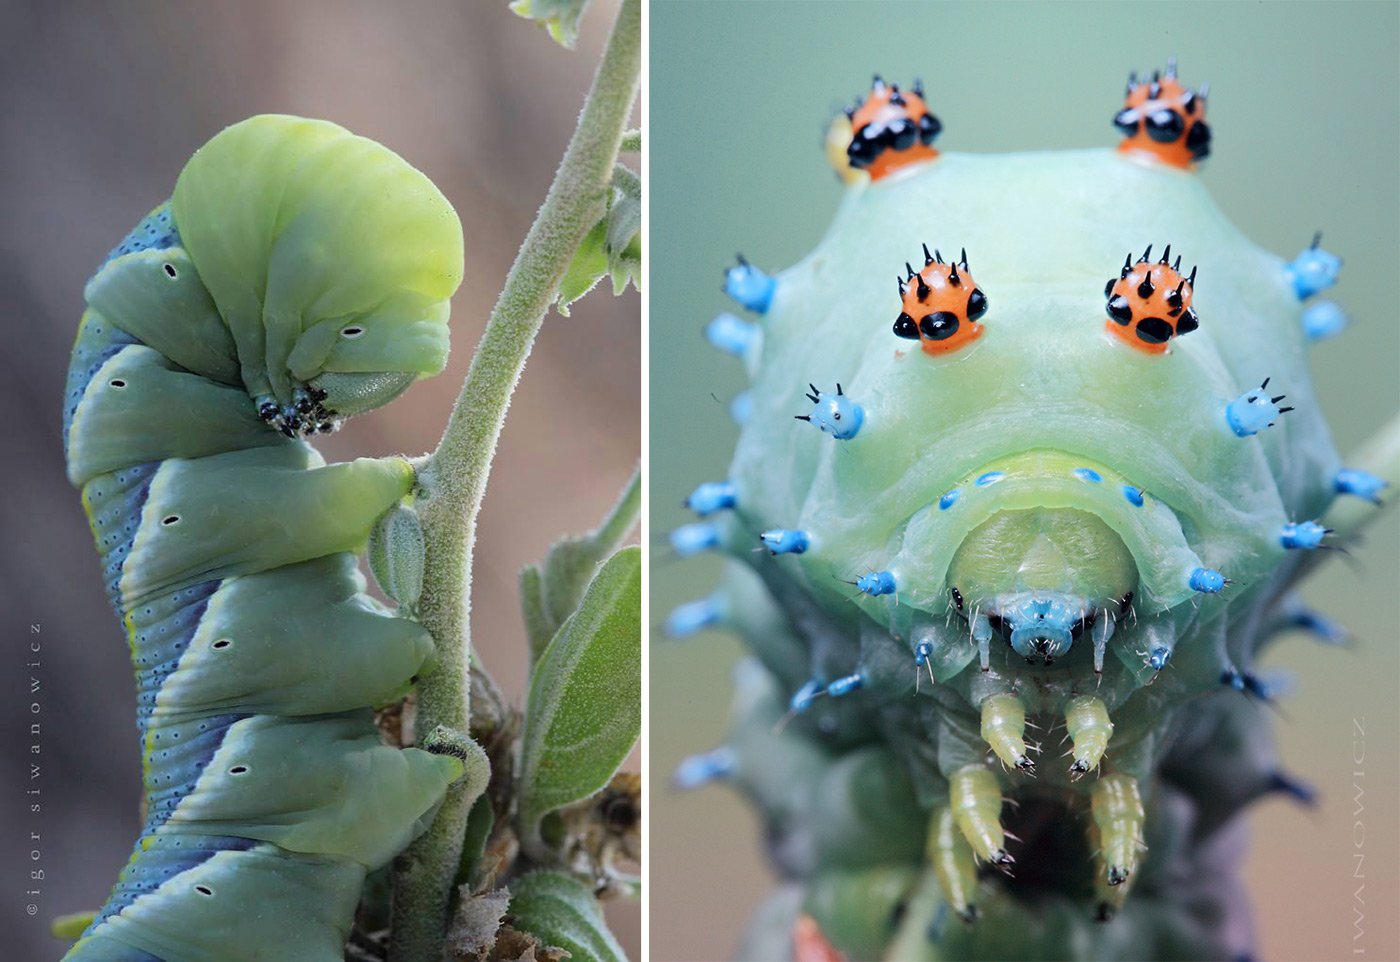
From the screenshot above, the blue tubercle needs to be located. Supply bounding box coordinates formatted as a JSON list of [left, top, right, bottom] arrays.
[[1301, 300, 1348, 341], [1072, 467, 1103, 484], [1148, 646, 1172, 671], [1121, 484, 1144, 507], [826, 672, 865, 697], [1280, 520, 1329, 550], [729, 390, 753, 425], [914, 640, 934, 666], [760, 528, 810, 555], [1189, 567, 1227, 593], [669, 521, 720, 557], [704, 312, 758, 357], [795, 383, 864, 439], [665, 596, 724, 637], [673, 747, 738, 790], [723, 255, 776, 313], [686, 480, 738, 516], [1335, 468, 1386, 504], [975, 471, 1005, 487], [790, 678, 824, 713], [1285, 233, 1341, 300], [856, 570, 897, 596], [938, 489, 961, 510], [1225, 378, 1292, 437]]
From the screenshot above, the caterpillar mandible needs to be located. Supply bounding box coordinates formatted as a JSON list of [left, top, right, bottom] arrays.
[[63, 115, 466, 961], [658, 42, 1398, 962]]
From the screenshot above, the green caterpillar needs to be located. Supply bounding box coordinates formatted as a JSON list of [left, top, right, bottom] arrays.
[[63, 115, 465, 961], [667, 63, 1397, 961]]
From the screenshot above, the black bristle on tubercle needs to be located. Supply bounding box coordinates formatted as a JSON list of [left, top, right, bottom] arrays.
[[960, 247, 969, 269], [1121, 254, 1133, 279], [923, 242, 934, 265], [1138, 244, 1153, 264], [1159, 244, 1172, 265], [1188, 265, 1198, 287]]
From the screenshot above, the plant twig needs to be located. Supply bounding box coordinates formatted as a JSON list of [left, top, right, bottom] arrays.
[[388, 2, 640, 960]]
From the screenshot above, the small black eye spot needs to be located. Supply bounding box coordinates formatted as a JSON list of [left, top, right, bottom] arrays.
[[1106, 295, 1133, 324], [1145, 109, 1185, 143], [951, 586, 965, 611], [109, 378, 127, 388], [1118, 591, 1134, 614], [919, 311, 960, 340], [966, 288, 988, 321], [893, 312, 920, 340], [162, 263, 178, 279], [1135, 316, 1174, 344]]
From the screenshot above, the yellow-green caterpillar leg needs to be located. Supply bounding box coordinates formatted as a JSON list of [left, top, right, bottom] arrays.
[[979, 693, 1035, 774], [927, 805, 979, 923], [1064, 695, 1113, 777], [1090, 773, 1145, 917], [949, 764, 1012, 870]]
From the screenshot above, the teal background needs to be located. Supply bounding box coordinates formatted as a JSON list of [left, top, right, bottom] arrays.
[[649, 2, 1399, 960]]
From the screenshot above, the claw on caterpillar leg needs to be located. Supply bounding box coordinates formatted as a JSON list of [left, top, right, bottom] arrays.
[[1090, 773, 1145, 901], [928, 805, 979, 923], [980, 693, 1035, 773], [1065, 695, 1113, 777], [949, 764, 1013, 870]]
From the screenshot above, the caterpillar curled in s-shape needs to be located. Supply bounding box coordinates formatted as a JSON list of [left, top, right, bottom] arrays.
[[62, 115, 466, 961]]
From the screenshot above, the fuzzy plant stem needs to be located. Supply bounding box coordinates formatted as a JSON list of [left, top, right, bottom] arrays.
[[387, 2, 640, 960]]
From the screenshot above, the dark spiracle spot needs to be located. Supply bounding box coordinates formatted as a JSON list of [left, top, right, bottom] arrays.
[[108, 378, 127, 388], [194, 885, 214, 897], [161, 515, 180, 526], [1145, 109, 1184, 143], [892, 312, 920, 339], [1135, 316, 1174, 343], [228, 765, 248, 775], [966, 288, 988, 321], [162, 263, 178, 279], [602, 794, 638, 831], [1106, 294, 1133, 324], [920, 312, 960, 340]]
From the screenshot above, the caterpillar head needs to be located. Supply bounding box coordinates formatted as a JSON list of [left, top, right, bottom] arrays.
[[1113, 58, 1211, 168], [892, 246, 987, 355], [839, 76, 941, 182], [1104, 244, 1199, 354], [172, 114, 464, 434]]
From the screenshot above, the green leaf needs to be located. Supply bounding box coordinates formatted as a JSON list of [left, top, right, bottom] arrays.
[[556, 219, 609, 316], [508, 0, 592, 50], [508, 871, 626, 962], [522, 468, 639, 666], [517, 547, 640, 842]]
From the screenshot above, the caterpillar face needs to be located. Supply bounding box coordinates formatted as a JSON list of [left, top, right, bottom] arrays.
[[839, 75, 941, 181], [1113, 58, 1211, 168], [666, 52, 1390, 962]]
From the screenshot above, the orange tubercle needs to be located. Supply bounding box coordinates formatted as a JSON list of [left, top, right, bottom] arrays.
[[843, 76, 942, 182], [1103, 245, 1200, 353], [1113, 60, 1211, 169], [892, 246, 988, 356]]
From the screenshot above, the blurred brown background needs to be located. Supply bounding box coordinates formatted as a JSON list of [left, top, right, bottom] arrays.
[[0, 2, 638, 959]]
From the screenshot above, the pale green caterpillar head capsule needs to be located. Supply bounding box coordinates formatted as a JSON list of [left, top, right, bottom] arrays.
[[172, 114, 463, 430]]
